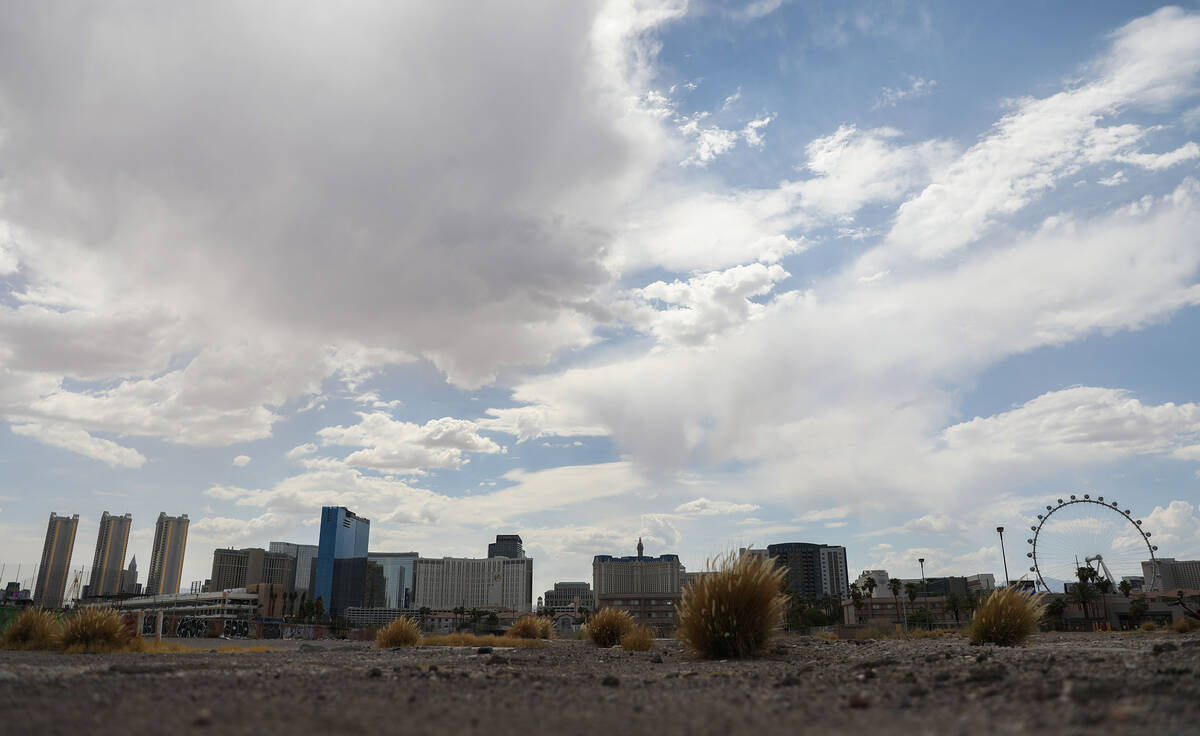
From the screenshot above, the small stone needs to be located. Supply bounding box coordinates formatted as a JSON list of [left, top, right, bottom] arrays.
[[777, 674, 801, 687], [1153, 642, 1178, 655], [486, 654, 509, 665], [907, 686, 929, 698], [976, 653, 989, 663], [650, 654, 663, 664], [368, 667, 382, 678], [192, 708, 212, 727], [848, 695, 870, 709], [476, 646, 493, 654], [601, 675, 620, 687]]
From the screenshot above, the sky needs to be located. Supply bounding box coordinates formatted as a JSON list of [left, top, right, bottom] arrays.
[[1, 1, 1199, 599]]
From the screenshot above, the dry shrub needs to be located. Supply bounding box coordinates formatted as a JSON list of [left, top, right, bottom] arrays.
[[676, 549, 787, 659], [127, 638, 198, 654], [587, 608, 635, 648], [1, 608, 60, 650], [506, 615, 544, 639], [815, 631, 837, 642], [419, 633, 544, 648], [537, 617, 554, 639], [620, 624, 654, 651], [1173, 616, 1200, 634], [1138, 620, 1158, 632], [376, 616, 421, 648], [59, 607, 129, 653], [968, 588, 1045, 647]]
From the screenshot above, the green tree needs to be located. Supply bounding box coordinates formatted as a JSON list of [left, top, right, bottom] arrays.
[[313, 596, 325, 623], [1069, 567, 1097, 623], [863, 576, 877, 599], [1044, 597, 1067, 631], [1128, 597, 1148, 626], [888, 578, 903, 624], [945, 591, 963, 624], [848, 583, 865, 623], [1117, 579, 1132, 598], [905, 582, 919, 604]]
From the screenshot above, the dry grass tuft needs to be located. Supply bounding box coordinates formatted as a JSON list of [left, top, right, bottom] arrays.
[[59, 608, 130, 653], [506, 615, 545, 639], [620, 624, 654, 651], [537, 617, 554, 639], [1172, 616, 1200, 634], [419, 633, 544, 648], [127, 638, 199, 654], [968, 587, 1045, 647], [587, 608, 635, 648], [376, 616, 421, 648], [815, 631, 838, 642], [215, 644, 277, 653], [0, 608, 60, 650], [1138, 620, 1158, 632], [676, 549, 787, 659]]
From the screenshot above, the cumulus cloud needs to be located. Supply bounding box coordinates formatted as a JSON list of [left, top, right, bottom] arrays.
[[317, 413, 503, 474], [232, 455, 251, 467]]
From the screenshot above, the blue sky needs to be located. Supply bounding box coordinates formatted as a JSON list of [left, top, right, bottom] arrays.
[[1, 1, 1199, 598]]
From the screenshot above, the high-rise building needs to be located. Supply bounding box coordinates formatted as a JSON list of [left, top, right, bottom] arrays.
[[487, 534, 525, 559], [146, 512, 189, 596], [209, 548, 296, 592], [767, 542, 850, 598], [367, 552, 420, 609], [593, 540, 684, 595], [34, 513, 79, 609], [122, 556, 139, 594], [412, 556, 532, 611], [1147, 558, 1200, 591], [87, 511, 132, 598], [268, 542, 319, 595], [543, 581, 594, 612], [314, 507, 370, 616]]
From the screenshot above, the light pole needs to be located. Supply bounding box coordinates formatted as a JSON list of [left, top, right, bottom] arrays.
[[918, 557, 929, 630], [996, 526, 1010, 588]]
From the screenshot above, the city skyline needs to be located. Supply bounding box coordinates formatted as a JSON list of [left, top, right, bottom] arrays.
[[3, 4, 1200, 602]]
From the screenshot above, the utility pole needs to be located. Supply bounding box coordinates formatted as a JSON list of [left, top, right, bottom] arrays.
[[996, 526, 1010, 588]]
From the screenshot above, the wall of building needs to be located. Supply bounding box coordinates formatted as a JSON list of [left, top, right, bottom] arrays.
[[412, 557, 533, 611], [88, 512, 131, 597], [593, 555, 682, 595], [34, 513, 78, 609]]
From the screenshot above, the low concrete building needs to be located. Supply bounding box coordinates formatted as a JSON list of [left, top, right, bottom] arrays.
[[210, 548, 296, 593], [596, 593, 680, 633]]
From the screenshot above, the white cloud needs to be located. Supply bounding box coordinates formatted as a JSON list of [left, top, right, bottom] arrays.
[[9, 422, 146, 468], [942, 387, 1200, 464], [1098, 170, 1128, 187], [674, 497, 760, 516], [232, 455, 251, 467], [873, 76, 936, 109], [317, 412, 503, 474], [879, 7, 1200, 262], [614, 263, 790, 346]]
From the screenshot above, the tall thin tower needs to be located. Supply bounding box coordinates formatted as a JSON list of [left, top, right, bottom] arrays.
[[34, 513, 79, 609], [88, 512, 132, 597], [146, 512, 189, 596]]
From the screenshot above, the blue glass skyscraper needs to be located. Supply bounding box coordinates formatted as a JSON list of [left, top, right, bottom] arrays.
[[314, 507, 370, 617]]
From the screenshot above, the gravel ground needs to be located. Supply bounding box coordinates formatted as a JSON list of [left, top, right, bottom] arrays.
[[2, 632, 1198, 735]]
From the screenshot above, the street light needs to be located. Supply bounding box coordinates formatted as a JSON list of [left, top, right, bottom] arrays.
[[918, 557, 929, 630], [996, 526, 1010, 588]]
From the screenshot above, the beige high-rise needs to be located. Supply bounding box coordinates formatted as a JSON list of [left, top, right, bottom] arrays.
[[34, 513, 79, 609], [88, 511, 132, 597], [146, 512, 189, 596]]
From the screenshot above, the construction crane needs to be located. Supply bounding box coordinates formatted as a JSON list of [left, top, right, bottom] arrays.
[[64, 568, 84, 608]]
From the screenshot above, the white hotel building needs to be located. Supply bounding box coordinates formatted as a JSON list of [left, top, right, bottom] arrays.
[[412, 556, 533, 612]]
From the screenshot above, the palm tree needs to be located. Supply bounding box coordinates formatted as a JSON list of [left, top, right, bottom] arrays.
[[863, 576, 877, 599], [904, 582, 919, 604], [888, 578, 903, 623], [1118, 579, 1132, 598], [1070, 567, 1097, 624], [1045, 597, 1067, 631], [848, 583, 865, 623]]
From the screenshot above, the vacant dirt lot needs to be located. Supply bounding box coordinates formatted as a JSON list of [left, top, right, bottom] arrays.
[[2, 632, 1197, 735]]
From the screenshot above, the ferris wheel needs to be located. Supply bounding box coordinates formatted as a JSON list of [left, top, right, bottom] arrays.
[[1026, 493, 1159, 593]]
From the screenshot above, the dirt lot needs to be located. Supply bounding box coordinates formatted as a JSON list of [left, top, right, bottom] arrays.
[[2, 632, 1198, 735]]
